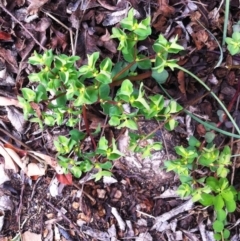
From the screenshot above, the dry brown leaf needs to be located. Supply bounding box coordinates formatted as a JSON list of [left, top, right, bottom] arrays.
[[0, 145, 19, 172], [22, 231, 41, 241], [27, 151, 64, 174], [152, 0, 175, 32], [6, 107, 25, 133], [0, 48, 18, 73], [0, 163, 10, 185], [27, 0, 49, 15], [0, 96, 22, 108], [4, 147, 24, 170], [191, 30, 208, 50], [35, 17, 51, 32], [50, 27, 68, 51], [99, 29, 117, 53], [177, 70, 186, 97], [196, 124, 206, 136], [26, 162, 45, 177]]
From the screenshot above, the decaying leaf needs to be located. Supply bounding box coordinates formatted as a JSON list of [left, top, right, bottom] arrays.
[[0, 31, 12, 42], [22, 231, 41, 241], [0, 48, 18, 73], [27, 0, 49, 15], [0, 163, 10, 185], [177, 70, 186, 98], [6, 107, 25, 133], [192, 30, 209, 50], [50, 27, 68, 51], [0, 96, 22, 108], [0, 145, 19, 172], [27, 151, 64, 174], [26, 162, 45, 177]]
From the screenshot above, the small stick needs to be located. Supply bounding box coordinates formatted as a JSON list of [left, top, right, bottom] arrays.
[[0, 3, 46, 51]]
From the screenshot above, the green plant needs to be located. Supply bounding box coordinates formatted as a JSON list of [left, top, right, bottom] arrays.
[[165, 136, 239, 240], [226, 31, 240, 55], [19, 9, 184, 179]]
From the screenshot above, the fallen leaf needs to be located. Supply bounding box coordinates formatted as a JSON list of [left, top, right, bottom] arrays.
[[22, 231, 41, 241], [0, 145, 19, 172], [56, 173, 72, 185], [196, 124, 206, 136], [0, 163, 10, 185], [192, 30, 208, 50], [4, 147, 24, 170], [0, 48, 18, 73], [6, 106, 25, 133], [27, 151, 64, 174], [34, 17, 51, 32], [50, 27, 68, 51], [26, 162, 45, 177], [27, 0, 49, 15], [177, 70, 186, 98], [0, 31, 12, 41], [0, 96, 22, 108], [3, 143, 27, 157]]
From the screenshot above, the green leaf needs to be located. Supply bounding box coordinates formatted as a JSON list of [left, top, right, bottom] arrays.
[[168, 100, 182, 113], [98, 84, 109, 100], [94, 170, 112, 181], [97, 137, 108, 153], [96, 71, 112, 84], [205, 131, 215, 143], [213, 233, 222, 241], [44, 115, 55, 126], [223, 229, 230, 239], [216, 209, 227, 221], [100, 57, 112, 72], [70, 129, 85, 142], [109, 116, 120, 126], [199, 193, 213, 206], [213, 195, 224, 211], [213, 220, 224, 232], [87, 52, 99, 68], [188, 136, 201, 147], [164, 119, 178, 131], [177, 183, 192, 197], [117, 79, 133, 97], [118, 119, 138, 130], [71, 166, 82, 178], [98, 161, 112, 170], [152, 69, 169, 84], [28, 51, 44, 65], [225, 200, 236, 212], [21, 88, 36, 102], [137, 55, 152, 69]]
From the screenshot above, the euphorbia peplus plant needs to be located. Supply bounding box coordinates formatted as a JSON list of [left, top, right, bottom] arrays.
[[19, 8, 186, 179], [165, 136, 240, 241]]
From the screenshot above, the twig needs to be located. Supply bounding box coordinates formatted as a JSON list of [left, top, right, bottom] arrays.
[[0, 127, 32, 150], [17, 174, 26, 229], [0, 3, 46, 51], [44, 200, 84, 238]]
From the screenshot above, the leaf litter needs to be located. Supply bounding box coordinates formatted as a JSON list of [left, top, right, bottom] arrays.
[[0, 0, 239, 240]]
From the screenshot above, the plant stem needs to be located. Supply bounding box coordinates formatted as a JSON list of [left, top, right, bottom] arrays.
[[222, 0, 230, 46], [176, 65, 240, 135]]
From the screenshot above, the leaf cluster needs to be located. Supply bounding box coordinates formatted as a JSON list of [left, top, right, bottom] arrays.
[[165, 136, 239, 240]]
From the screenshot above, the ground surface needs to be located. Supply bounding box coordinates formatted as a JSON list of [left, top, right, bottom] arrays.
[[0, 0, 240, 240]]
